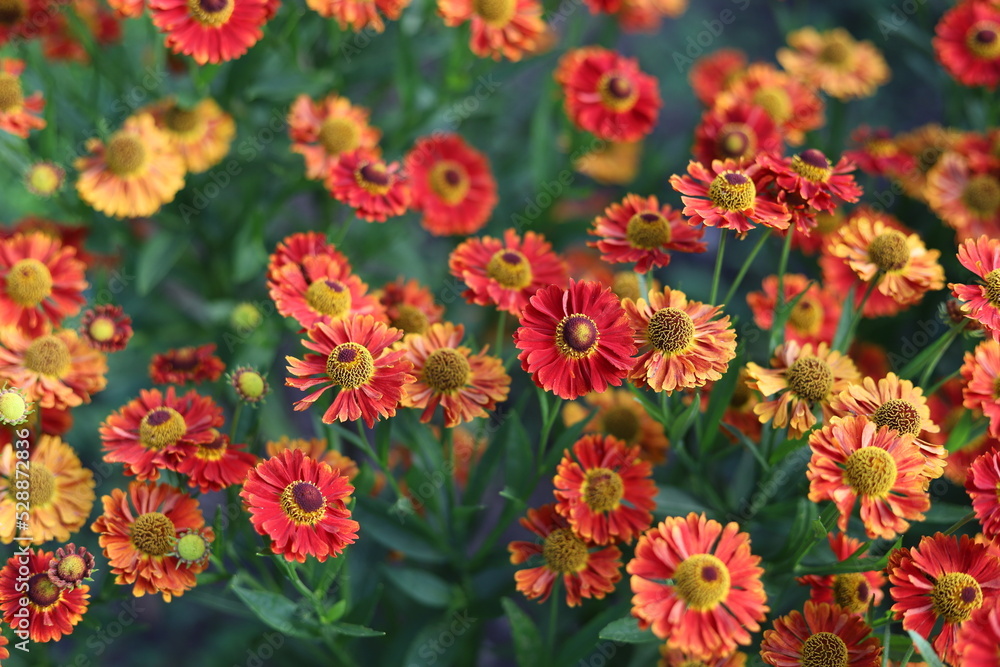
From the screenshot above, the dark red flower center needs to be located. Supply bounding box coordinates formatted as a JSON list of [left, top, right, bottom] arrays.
[[833, 572, 872, 613], [293, 482, 324, 513], [428, 160, 470, 204], [556, 314, 599, 358], [598, 73, 639, 112], [280, 480, 327, 525], [931, 572, 983, 623], [486, 249, 532, 289], [147, 408, 173, 426], [360, 163, 389, 186], [338, 346, 359, 363], [27, 573, 61, 608], [607, 76, 632, 100], [0, 0, 27, 26], [626, 211, 672, 249], [967, 21, 1000, 58], [673, 554, 730, 611], [188, 0, 234, 25], [792, 149, 833, 183], [799, 148, 829, 168], [326, 342, 375, 389]]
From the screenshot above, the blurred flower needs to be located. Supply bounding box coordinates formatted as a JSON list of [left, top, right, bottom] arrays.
[[0, 231, 87, 336], [792, 208, 844, 255], [24, 161, 64, 196], [75, 113, 185, 219], [747, 274, 841, 347], [796, 533, 885, 614], [0, 327, 108, 410], [269, 254, 384, 331], [843, 126, 913, 178], [759, 601, 882, 667], [508, 503, 621, 606], [689, 48, 747, 107], [450, 425, 486, 488], [0, 58, 45, 137], [956, 605, 1000, 666], [176, 429, 257, 493], [149, 0, 271, 65], [79, 304, 133, 352], [267, 231, 352, 281], [893, 123, 960, 202], [777, 27, 889, 100], [0, 0, 53, 46], [926, 152, 1000, 240], [400, 322, 510, 428], [48, 544, 97, 589], [377, 277, 443, 336], [628, 512, 768, 658], [405, 133, 498, 236], [0, 384, 30, 425], [716, 63, 824, 145], [0, 217, 94, 267], [555, 46, 661, 142], [241, 448, 359, 562], [573, 139, 641, 185], [146, 97, 235, 173], [150, 343, 225, 385], [562, 389, 670, 464], [285, 315, 415, 428], [106, 0, 144, 17], [962, 339, 1000, 437], [934, 0, 1000, 89], [693, 101, 782, 165], [230, 301, 263, 332], [659, 647, 745, 667], [514, 280, 636, 400], [91, 481, 213, 601], [952, 236, 1000, 340], [0, 548, 89, 641], [968, 449, 1000, 539], [623, 286, 736, 394], [438, 0, 544, 62], [327, 148, 411, 222], [307, 0, 408, 31], [288, 94, 381, 181], [99, 386, 225, 481]]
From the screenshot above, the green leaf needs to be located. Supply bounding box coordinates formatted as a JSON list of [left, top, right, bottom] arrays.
[[502, 411, 534, 497], [502, 598, 543, 667], [700, 360, 743, 452], [382, 566, 453, 609], [654, 487, 710, 518], [555, 603, 629, 666], [353, 496, 447, 563], [924, 502, 976, 525], [597, 617, 659, 644], [136, 231, 187, 295], [329, 622, 385, 638], [232, 213, 268, 284], [668, 393, 702, 445], [229, 573, 317, 639], [906, 630, 945, 667]]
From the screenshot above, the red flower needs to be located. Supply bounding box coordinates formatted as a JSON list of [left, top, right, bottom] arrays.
[[377, 277, 444, 335], [266, 231, 352, 282], [0, 548, 89, 642], [0, 231, 87, 336], [149, 343, 226, 385], [795, 533, 885, 614], [438, 0, 545, 62], [968, 449, 1000, 539], [514, 280, 636, 400], [241, 448, 359, 562], [934, 0, 1000, 89], [405, 133, 498, 236], [149, 0, 271, 65], [553, 434, 655, 545], [285, 314, 415, 428], [760, 601, 882, 667], [956, 605, 1000, 666], [759, 148, 862, 213], [746, 274, 841, 347], [951, 235, 1000, 340], [306, 0, 409, 32], [670, 159, 790, 235], [692, 101, 783, 166], [555, 46, 661, 142], [79, 304, 133, 352], [588, 193, 707, 273], [962, 339, 1000, 438], [843, 126, 914, 178], [176, 429, 257, 493], [688, 48, 747, 106], [716, 63, 825, 145], [327, 149, 411, 222], [268, 254, 384, 331], [449, 228, 568, 316], [287, 93, 381, 181]]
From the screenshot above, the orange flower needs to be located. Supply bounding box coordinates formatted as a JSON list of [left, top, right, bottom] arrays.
[[149, 343, 226, 385], [79, 304, 133, 352], [306, 0, 409, 32], [962, 339, 1000, 438], [438, 0, 544, 62], [0, 327, 108, 410], [561, 389, 670, 464], [746, 341, 859, 438], [267, 231, 352, 282], [777, 27, 889, 100], [146, 97, 235, 173], [795, 533, 885, 614], [0, 58, 45, 137], [760, 601, 883, 667], [377, 277, 444, 336], [268, 254, 384, 331], [716, 63, 824, 145], [746, 274, 842, 347], [265, 436, 360, 479], [327, 148, 411, 222], [688, 48, 747, 107], [573, 140, 642, 185], [952, 235, 1000, 339], [0, 548, 89, 642], [287, 93, 381, 181], [659, 648, 746, 667], [175, 429, 257, 493], [926, 152, 1000, 241], [400, 322, 510, 428], [75, 113, 185, 219]]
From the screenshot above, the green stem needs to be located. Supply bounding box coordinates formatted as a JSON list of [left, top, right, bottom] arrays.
[[768, 230, 795, 351], [546, 580, 560, 655], [943, 511, 976, 536], [635, 271, 648, 300], [536, 388, 560, 472], [722, 230, 771, 306], [839, 277, 880, 352], [229, 402, 244, 441], [917, 323, 964, 389], [494, 309, 507, 359], [355, 421, 406, 503], [709, 231, 728, 305]]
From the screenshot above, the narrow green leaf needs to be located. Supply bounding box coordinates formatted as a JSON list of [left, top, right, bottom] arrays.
[[229, 573, 316, 639], [329, 622, 385, 638], [597, 616, 659, 644], [906, 630, 945, 667], [137, 231, 187, 295], [502, 598, 544, 667], [353, 496, 447, 563], [382, 566, 453, 609]]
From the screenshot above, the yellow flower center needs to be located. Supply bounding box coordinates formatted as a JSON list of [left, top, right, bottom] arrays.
[[105, 132, 149, 177], [673, 553, 731, 611], [422, 348, 471, 393], [186, 0, 234, 26], [646, 307, 695, 353], [753, 86, 793, 123], [931, 572, 983, 623], [0, 0, 26, 25], [326, 342, 375, 389], [602, 406, 640, 443], [789, 297, 822, 334], [390, 304, 429, 335], [556, 314, 600, 359], [6, 257, 53, 307], [428, 160, 471, 205], [786, 355, 834, 403], [163, 105, 201, 135], [985, 269, 1000, 306], [871, 398, 922, 436], [26, 573, 61, 609], [0, 73, 24, 112], [716, 123, 754, 161], [279, 480, 327, 525], [23, 335, 71, 378], [355, 161, 392, 195], [597, 73, 639, 113], [196, 434, 228, 461], [28, 462, 55, 506], [26, 163, 63, 196], [867, 138, 897, 158], [176, 531, 209, 563], [88, 316, 117, 343], [967, 21, 1000, 60], [708, 171, 756, 211], [0, 391, 28, 424], [55, 554, 88, 583], [542, 528, 589, 573], [131, 511, 177, 556], [611, 273, 640, 301], [486, 250, 532, 290], [800, 632, 849, 667], [318, 116, 359, 156], [867, 230, 910, 272], [626, 211, 672, 249], [473, 0, 515, 26], [581, 467, 624, 513], [792, 149, 833, 183], [962, 174, 1000, 217], [832, 572, 872, 614], [844, 446, 897, 498], [305, 279, 352, 319], [819, 39, 851, 66], [139, 407, 188, 450], [236, 370, 266, 399]]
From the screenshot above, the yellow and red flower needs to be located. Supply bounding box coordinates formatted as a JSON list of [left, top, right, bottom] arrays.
[[760, 601, 882, 667], [623, 286, 737, 394], [759, 149, 862, 214], [561, 389, 670, 464], [146, 97, 235, 173], [659, 648, 746, 667], [449, 229, 568, 316], [241, 448, 359, 562], [306, 0, 408, 32], [377, 277, 444, 336], [48, 543, 97, 590], [747, 274, 841, 347], [746, 341, 859, 438], [0, 548, 89, 642], [777, 27, 890, 100], [934, 0, 1000, 89], [269, 254, 384, 331], [405, 133, 498, 236], [952, 235, 1000, 339], [553, 434, 655, 545], [107, 0, 144, 17], [79, 304, 133, 352], [956, 605, 1000, 667], [0, 0, 54, 46], [962, 339, 1000, 437], [843, 126, 914, 178], [176, 429, 257, 493], [265, 435, 356, 473], [400, 322, 510, 428], [99, 386, 224, 481], [149, 0, 271, 65], [0, 433, 95, 544], [514, 280, 636, 400], [692, 101, 782, 166], [0, 231, 87, 336], [968, 449, 1000, 539], [0, 58, 45, 137], [149, 343, 226, 385], [689, 48, 747, 106], [288, 93, 381, 181], [0, 327, 108, 410], [75, 113, 185, 219], [285, 314, 415, 428], [327, 148, 411, 222], [926, 153, 1000, 241], [670, 159, 791, 235], [628, 512, 768, 658], [267, 231, 351, 283], [438, 0, 544, 62], [716, 63, 825, 145], [889, 533, 1000, 665], [589, 193, 707, 274], [91, 481, 213, 601], [795, 533, 885, 614], [555, 46, 661, 142], [508, 503, 622, 606], [807, 416, 929, 540]]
